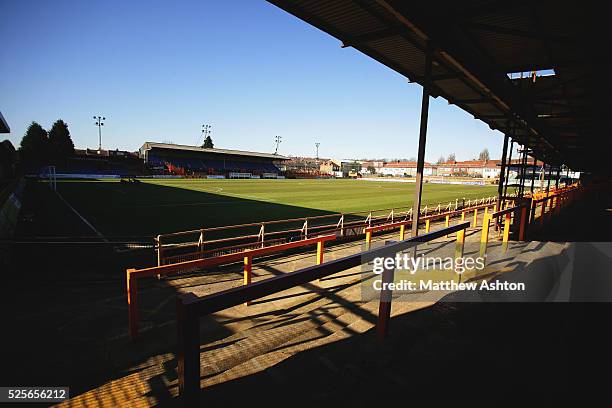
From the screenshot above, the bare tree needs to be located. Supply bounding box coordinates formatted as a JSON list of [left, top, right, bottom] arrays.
[[478, 148, 490, 161]]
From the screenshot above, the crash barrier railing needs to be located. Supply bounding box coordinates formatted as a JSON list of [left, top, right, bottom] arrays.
[[156, 196, 497, 265], [528, 182, 580, 201], [176, 221, 470, 406], [529, 185, 581, 228], [365, 200, 529, 260], [126, 234, 335, 340], [363, 201, 498, 249], [478, 204, 529, 257]]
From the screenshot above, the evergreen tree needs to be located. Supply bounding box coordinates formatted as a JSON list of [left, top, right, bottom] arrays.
[[48, 119, 75, 163], [19, 122, 48, 166], [202, 135, 214, 148]]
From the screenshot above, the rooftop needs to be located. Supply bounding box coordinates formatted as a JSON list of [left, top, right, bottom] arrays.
[[141, 142, 290, 160], [383, 161, 433, 168], [383, 160, 500, 168]]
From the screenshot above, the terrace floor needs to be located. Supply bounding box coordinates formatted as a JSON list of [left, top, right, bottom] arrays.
[[3, 181, 611, 406]]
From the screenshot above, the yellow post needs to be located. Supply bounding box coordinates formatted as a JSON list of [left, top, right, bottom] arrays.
[[484, 206, 488, 219], [473, 208, 478, 227], [479, 214, 490, 259], [317, 240, 325, 282], [316, 241, 324, 265], [399, 224, 405, 241], [365, 230, 372, 250], [502, 212, 511, 252], [455, 228, 465, 259], [445, 214, 450, 238], [492, 203, 498, 229], [244, 256, 252, 306], [461, 211, 466, 221], [425, 219, 430, 233]]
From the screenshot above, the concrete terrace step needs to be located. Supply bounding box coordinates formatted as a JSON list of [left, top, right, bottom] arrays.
[[201, 295, 437, 389], [59, 228, 534, 407], [199, 280, 373, 384]]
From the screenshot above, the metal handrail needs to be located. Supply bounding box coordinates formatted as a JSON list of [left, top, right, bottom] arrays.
[[158, 196, 497, 264], [176, 221, 470, 404], [128, 234, 336, 340], [160, 197, 496, 239]]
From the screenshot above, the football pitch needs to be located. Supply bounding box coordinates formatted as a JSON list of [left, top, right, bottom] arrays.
[[55, 178, 497, 237]]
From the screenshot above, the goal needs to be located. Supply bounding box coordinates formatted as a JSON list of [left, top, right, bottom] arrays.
[[45, 165, 57, 191]]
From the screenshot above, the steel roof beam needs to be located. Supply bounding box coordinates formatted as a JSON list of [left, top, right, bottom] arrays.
[[463, 22, 573, 43]]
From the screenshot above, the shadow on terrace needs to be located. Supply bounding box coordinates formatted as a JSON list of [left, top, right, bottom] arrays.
[[0, 179, 394, 403]]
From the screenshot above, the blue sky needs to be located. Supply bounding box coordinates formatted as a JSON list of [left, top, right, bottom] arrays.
[[1, 0, 505, 161]]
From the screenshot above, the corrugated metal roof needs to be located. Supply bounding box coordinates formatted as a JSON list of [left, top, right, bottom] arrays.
[[268, 0, 597, 172], [140, 142, 290, 160]]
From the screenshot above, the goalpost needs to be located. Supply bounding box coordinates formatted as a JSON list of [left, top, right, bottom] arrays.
[[46, 165, 57, 191]]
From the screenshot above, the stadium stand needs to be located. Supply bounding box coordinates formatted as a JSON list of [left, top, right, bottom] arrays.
[[50, 149, 144, 177], [140, 142, 289, 178]]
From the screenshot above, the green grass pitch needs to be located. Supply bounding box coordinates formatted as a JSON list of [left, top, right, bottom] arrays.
[[56, 179, 498, 237]]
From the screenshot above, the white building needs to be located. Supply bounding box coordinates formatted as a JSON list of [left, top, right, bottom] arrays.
[[379, 161, 435, 177]]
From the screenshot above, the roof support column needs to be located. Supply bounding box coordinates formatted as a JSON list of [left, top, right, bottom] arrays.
[[503, 138, 514, 197], [546, 164, 552, 193], [530, 159, 537, 194], [410, 42, 433, 240], [519, 146, 528, 197], [517, 148, 523, 197], [497, 131, 510, 210], [555, 168, 560, 190]]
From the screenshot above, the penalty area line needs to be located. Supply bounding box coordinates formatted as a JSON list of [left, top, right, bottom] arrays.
[[55, 191, 108, 243]]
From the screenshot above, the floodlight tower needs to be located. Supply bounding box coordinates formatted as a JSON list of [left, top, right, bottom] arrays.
[[202, 124, 212, 146], [93, 115, 106, 151], [315, 142, 320, 160], [274, 135, 282, 155]]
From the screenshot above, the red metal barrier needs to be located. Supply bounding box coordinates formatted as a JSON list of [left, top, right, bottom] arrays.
[[176, 221, 470, 405], [363, 201, 496, 247], [127, 234, 335, 340], [530, 185, 580, 227]]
